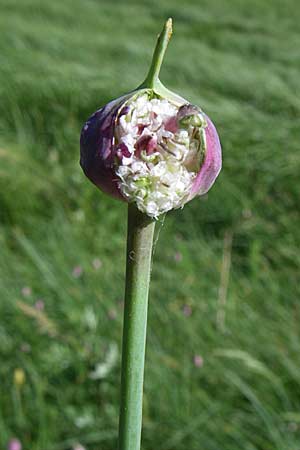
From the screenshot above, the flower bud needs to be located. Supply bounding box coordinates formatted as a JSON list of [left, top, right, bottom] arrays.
[[13, 368, 25, 388], [80, 19, 221, 218]]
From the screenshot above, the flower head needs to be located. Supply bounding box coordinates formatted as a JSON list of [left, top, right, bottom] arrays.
[[80, 19, 221, 218]]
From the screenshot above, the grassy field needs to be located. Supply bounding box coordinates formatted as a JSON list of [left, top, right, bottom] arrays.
[[0, 0, 300, 449]]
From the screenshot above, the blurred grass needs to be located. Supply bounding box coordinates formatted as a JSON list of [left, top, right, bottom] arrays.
[[0, 0, 300, 449]]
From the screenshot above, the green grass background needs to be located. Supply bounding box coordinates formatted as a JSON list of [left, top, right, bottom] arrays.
[[0, 0, 300, 449]]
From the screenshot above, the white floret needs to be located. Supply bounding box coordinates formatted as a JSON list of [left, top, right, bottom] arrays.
[[114, 93, 205, 218]]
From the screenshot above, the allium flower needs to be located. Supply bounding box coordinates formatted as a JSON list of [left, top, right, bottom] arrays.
[[80, 20, 222, 450], [80, 19, 221, 219]]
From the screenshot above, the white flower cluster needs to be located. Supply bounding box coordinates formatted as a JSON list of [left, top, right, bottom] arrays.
[[114, 93, 205, 218]]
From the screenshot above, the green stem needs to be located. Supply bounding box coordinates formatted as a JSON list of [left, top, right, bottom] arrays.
[[139, 18, 173, 89], [118, 203, 156, 450]]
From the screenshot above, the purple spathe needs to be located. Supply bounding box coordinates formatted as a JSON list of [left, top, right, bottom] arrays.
[[80, 95, 130, 200], [189, 114, 222, 199]]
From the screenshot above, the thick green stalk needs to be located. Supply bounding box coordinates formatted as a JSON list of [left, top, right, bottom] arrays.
[[118, 204, 156, 450]]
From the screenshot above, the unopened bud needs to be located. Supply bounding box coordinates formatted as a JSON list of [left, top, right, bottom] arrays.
[[13, 368, 25, 388]]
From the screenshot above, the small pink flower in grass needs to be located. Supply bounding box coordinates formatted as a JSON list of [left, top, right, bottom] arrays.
[[174, 251, 182, 262], [92, 258, 102, 270], [35, 299, 44, 311], [193, 354, 204, 368], [21, 286, 31, 297], [8, 438, 22, 450], [72, 265, 83, 278], [182, 304, 192, 317]]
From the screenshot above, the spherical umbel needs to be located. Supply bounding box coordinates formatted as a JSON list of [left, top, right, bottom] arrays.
[[80, 20, 221, 218]]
